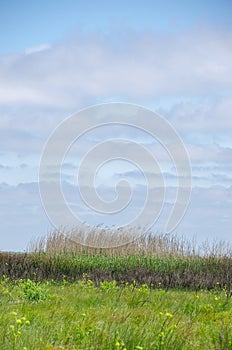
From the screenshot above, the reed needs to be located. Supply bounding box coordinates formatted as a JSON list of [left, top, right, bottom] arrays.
[[1, 227, 232, 295], [28, 226, 232, 258]]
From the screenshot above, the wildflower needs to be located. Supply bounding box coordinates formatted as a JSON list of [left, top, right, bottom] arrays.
[[16, 319, 22, 324], [21, 317, 26, 321], [25, 320, 30, 325], [195, 295, 200, 299], [82, 313, 86, 317], [9, 325, 14, 330], [115, 341, 121, 347], [214, 296, 219, 301], [165, 312, 173, 318], [17, 331, 21, 335], [11, 311, 17, 316]]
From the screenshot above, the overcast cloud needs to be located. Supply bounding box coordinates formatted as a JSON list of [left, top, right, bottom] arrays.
[[0, 27, 232, 107], [0, 24, 231, 250]]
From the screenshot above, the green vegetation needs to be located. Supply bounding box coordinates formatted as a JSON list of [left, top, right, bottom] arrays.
[[1, 252, 232, 294], [0, 230, 232, 349], [0, 276, 232, 349]]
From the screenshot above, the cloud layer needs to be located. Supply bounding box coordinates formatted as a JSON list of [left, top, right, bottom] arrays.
[[0, 27, 231, 107], [0, 26, 231, 250]]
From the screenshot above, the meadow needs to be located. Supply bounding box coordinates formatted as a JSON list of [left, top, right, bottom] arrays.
[[0, 229, 232, 349]]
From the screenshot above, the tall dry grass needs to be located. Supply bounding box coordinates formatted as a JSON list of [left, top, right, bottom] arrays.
[[28, 226, 232, 258], [1, 227, 232, 293]]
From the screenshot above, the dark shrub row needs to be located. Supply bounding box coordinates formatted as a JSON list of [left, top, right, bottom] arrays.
[[0, 252, 232, 295]]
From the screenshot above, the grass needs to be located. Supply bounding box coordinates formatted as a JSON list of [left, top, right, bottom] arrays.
[[1, 251, 232, 295], [0, 276, 232, 349], [1, 228, 232, 349]]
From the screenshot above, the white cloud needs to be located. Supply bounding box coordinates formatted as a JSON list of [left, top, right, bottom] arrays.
[[166, 96, 232, 132], [0, 181, 231, 250], [25, 44, 51, 55], [0, 26, 231, 249], [187, 143, 232, 164], [0, 27, 231, 107]]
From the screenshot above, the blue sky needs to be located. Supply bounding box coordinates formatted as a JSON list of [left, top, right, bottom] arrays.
[[0, 1, 232, 250], [1, 0, 232, 53]]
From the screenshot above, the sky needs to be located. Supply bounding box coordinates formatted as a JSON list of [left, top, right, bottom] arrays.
[[0, 0, 232, 251]]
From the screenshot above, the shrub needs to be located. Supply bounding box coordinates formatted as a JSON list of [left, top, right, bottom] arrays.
[[20, 279, 49, 302]]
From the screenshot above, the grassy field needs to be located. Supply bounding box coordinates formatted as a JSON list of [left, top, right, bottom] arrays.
[[1, 230, 232, 349], [0, 276, 232, 350]]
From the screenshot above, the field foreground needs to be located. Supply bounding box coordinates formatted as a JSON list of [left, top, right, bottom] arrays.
[[0, 276, 232, 350], [1, 231, 232, 349]]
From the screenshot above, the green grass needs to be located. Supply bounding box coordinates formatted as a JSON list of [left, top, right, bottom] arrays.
[[1, 276, 232, 350], [1, 252, 232, 294], [1, 230, 232, 349]]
